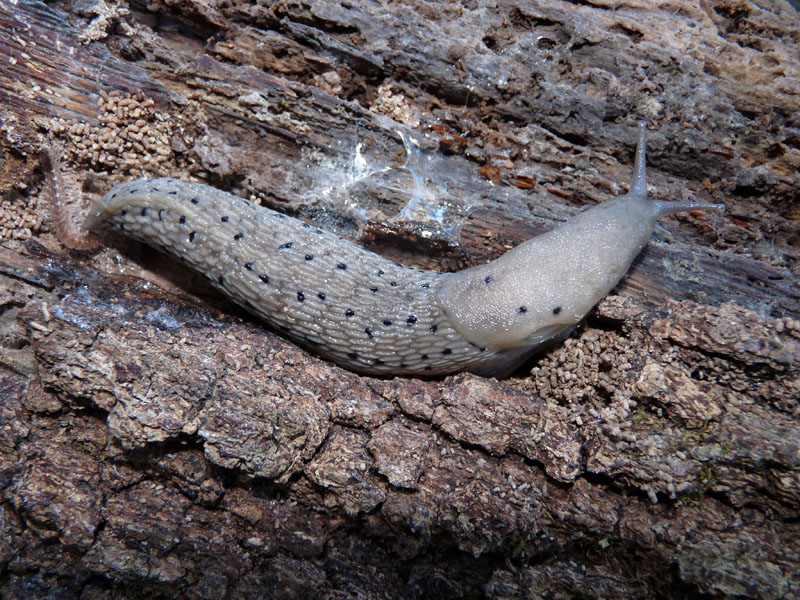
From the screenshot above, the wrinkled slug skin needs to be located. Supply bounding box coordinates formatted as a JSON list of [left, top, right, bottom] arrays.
[[84, 124, 721, 377]]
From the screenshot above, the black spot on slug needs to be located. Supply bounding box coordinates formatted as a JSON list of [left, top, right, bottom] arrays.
[[407, 315, 417, 325], [316, 229, 324, 234], [518, 306, 527, 313], [158, 209, 164, 220], [129, 189, 139, 194], [168, 190, 178, 195], [191, 197, 199, 204], [318, 292, 326, 300], [218, 276, 224, 285], [179, 216, 186, 224], [421, 282, 430, 289], [121, 210, 127, 216], [480, 347, 487, 352], [348, 352, 358, 360], [345, 309, 354, 317], [383, 319, 392, 326], [337, 262, 347, 270], [234, 233, 244, 240], [553, 306, 562, 314], [377, 269, 384, 276], [278, 242, 293, 249], [442, 348, 452, 355], [390, 281, 398, 287], [141, 208, 147, 216], [370, 286, 378, 293], [421, 354, 428, 360], [365, 327, 373, 338], [189, 231, 196, 242], [245, 263, 254, 270], [302, 223, 311, 228], [305, 254, 314, 261], [259, 274, 270, 284], [297, 291, 305, 302], [276, 214, 286, 220], [430, 324, 438, 333], [485, 276, 493, 284], [221, 216, 229, 222]]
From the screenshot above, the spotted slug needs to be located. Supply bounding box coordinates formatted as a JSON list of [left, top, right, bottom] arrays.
[[83, 123, 723, 377]]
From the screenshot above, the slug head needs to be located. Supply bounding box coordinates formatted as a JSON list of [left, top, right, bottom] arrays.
[[437, 122, 724, 353]]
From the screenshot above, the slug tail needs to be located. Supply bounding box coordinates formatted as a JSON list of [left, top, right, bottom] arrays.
[[83, 181, 142, 232], [83, 203, 112, 232]]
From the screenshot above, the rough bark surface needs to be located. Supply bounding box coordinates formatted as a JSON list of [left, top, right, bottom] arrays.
[[1, 0, 799, 598]]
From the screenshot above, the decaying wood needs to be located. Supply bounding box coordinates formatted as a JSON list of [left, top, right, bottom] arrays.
[[1, 0, 799, 598]]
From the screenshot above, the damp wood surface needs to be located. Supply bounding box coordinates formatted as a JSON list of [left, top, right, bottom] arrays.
[[0, 0, 799, 599]]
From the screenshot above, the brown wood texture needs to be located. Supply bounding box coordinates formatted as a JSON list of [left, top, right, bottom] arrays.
[[1, 1, 799, 598]]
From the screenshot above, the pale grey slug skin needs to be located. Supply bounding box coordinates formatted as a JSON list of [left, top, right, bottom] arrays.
[[84, 123, 722, 377]]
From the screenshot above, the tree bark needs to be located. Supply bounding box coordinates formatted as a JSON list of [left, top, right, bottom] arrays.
[[1, 1, 798, 598]]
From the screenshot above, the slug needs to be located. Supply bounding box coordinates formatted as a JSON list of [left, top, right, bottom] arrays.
[[83, 123, 723, 377]]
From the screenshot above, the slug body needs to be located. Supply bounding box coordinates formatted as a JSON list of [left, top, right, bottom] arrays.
[[84, 123, 722, 377]]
